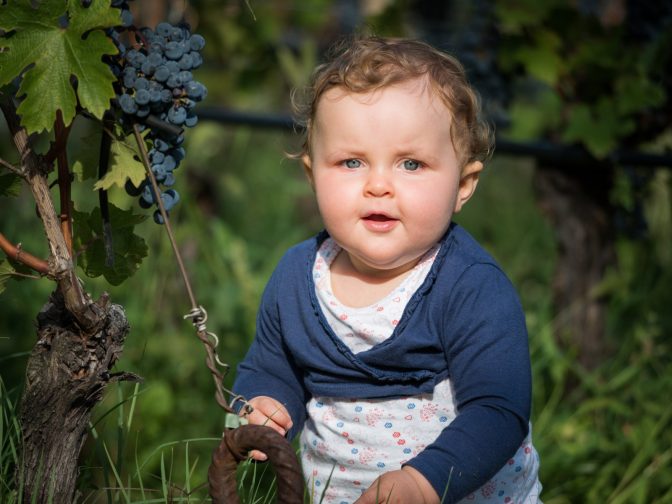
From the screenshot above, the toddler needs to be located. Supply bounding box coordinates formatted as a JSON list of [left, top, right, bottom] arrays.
[[233, 36, 542, 503]]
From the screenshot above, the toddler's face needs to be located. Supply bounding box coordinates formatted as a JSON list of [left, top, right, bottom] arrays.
[[305, 78, 481, 276]]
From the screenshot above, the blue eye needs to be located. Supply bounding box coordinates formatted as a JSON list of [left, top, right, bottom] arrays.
[[344, 159, 361, 169], [403, 159, 421, 171]]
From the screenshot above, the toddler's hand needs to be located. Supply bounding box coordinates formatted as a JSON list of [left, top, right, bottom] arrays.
[[354, 466, 439, 504], [243, 396, 293, 461]]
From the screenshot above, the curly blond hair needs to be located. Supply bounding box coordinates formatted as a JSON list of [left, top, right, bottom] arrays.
[[292, 36, 494, 168]]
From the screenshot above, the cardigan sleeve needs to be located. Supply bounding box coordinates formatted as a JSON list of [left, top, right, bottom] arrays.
[[404, 263, 532, 502], [233, 263, 310, 439]]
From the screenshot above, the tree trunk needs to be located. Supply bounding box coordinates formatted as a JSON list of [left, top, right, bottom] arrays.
[[533, 164, 616, 370], [18, 289, 132, 504]]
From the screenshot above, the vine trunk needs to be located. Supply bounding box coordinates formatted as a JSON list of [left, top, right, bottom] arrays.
[[18, 289, 131, 504]]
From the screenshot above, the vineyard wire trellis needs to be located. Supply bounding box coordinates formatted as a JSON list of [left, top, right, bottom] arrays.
[[197, 106, 672, 170]]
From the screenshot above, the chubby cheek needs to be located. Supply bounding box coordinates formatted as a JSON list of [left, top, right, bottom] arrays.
[[403, 188, 457, 232], [314, 175, 356, 223]]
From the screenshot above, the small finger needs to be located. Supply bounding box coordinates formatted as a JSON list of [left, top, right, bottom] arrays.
[[248, 413, 288, 436], [248, 449, 268, 462]]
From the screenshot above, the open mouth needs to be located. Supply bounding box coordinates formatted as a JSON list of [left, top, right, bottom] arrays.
[[364, 213, 394, 222], [362, 213, 398, 231]]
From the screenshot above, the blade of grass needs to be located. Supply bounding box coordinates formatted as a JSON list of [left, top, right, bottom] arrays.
[[138, 437, 220, 473], [607, 407, 672, 500], [184, 441, 190, 495], [317, 464, 336, 504], [133, 431, 147, 502], [160, 452, 168, 502], [127, 382, 140, 431], [102, 442, 130, 503], [609, 448, 672, 504], [88, 421, 113, 504], [116, 385, 126, 484]]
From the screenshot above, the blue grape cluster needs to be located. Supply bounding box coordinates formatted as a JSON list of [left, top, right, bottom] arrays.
[[108, 10, 207, 224]]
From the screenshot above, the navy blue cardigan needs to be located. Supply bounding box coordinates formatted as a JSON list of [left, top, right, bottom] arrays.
[[233, 223, 532, 501]]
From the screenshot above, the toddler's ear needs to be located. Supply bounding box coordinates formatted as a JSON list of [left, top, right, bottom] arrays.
[[454, 161, 483, 213], [302, 154, 315, 188]]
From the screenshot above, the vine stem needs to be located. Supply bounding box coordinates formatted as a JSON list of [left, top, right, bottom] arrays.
[[0, 157, 21, 174], [55, 112, 73, 256], [0, 232, 49, 274], [0, 95, 103, 331]]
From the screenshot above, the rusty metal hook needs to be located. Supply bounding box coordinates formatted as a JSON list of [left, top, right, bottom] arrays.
[[208, 424, 304, 504]]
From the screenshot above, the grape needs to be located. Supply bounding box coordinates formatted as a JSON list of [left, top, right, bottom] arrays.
[[123, 73, 136, 88], [141, 60, 156, 76], [156, 22, 172, 38], [189, 34, 205, 51], [134, 77, 149, 90], [163, 154, 176, 171], [168, 106, 187, 125], [136, 106, 150, 118], [160, 89, 173, 103], [154, 138, 170, 152], [190, 52, 203, 69], [178, 70, 193, 83], [135, 89, 150, 105], [149, 88, 162, 103], [161, 189, 180, 211], [185, 113, 198, 127], [185, 81, 205, 100], [152, 164, 167, 182], [147, 51, 164, 67], [150, 149, 165, 164], [166, 73, 183, 89], [118, 93, 137, 114], [165, 41, 184, 60], [107, 15, 207, 224], [163, 173, 176, 186], [154, 65, 170, 82], [173, 147, 186, 162], [178, 53, 193, 70]]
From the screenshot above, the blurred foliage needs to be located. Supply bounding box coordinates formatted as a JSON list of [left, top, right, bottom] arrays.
[[494, 0, 671, 158], [1, 0, 672, 502]]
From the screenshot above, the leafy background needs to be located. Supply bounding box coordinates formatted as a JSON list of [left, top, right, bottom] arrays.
[[1, 0, 671, 502]]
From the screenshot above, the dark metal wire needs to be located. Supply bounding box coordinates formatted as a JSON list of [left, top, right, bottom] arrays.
[[131, 124, 252, 416], [198, 106, 672, 169]]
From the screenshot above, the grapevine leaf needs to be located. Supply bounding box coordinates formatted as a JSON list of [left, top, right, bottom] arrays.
[[93, 135, 146, 191], [72, 131, 102, 181], [562, 101, 635, 158], [615, 75, 666, 116], [73, 204, 148, 285], [0, 173, 23, 197], [508, 88, 563, 140], [514, 30, 563, 85], [0, 0, 122, 134]]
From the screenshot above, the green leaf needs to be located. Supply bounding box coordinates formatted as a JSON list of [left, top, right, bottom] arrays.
[[0, 173, 22, 197], [615, 75, 666, 116], [93, 134, 147, 191], [494, 0, 561, 33], [514, 30, 563, 85], [0, 0, 122, 134], [72, 129, 103, 182], [507, 87, 563, 140], [562, 101, 635, 158], [72, 204, 148, 285]]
